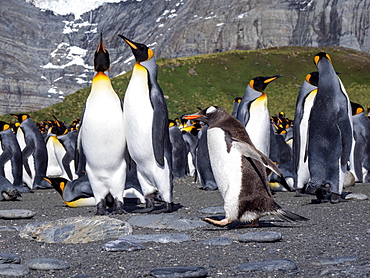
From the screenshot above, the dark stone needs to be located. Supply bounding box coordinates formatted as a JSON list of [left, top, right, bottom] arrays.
[[150, 266, 208, 278]]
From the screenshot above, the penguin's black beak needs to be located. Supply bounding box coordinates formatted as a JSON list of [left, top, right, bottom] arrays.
[[118, 35, 138, 50], [264, 74, 283, 84]]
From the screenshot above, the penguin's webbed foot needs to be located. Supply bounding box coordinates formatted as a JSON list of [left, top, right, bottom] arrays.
[[96, 200, 108, 215], [330, 193, 348, 204], [150, 202, 174, 214], [202, 217, 232, 227], [111, 198, 126, 215], [131, 196, 155, 213]]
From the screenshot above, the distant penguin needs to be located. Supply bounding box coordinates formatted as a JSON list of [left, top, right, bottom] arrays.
[[169, 120, 188, 178], [195, 125, 218, 190], [350, 102, 370, 183], [292, 72, 319, 194], [11, 114, 51, 189], [184, 106, 308, 227], [236, 75, 282, 157], [181, 130, 198, 177], [55, 129, 79, 181], [306, 53, 353, 203], [231, 97, 242, 117], [0, 121, 29, 193], [119, 35, 173, 213], [78, 33, 127, 215]]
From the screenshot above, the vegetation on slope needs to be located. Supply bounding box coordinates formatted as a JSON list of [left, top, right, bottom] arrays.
[[2, 46, 370, 124]]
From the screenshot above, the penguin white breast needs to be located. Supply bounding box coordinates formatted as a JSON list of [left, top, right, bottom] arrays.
[[81, 78, 126, 174], [246, 99, 270, 156], [207, 127, 243, 220], [124, 64, 155, 164]]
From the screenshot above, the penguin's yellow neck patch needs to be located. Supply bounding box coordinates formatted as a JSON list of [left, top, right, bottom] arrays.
[[251, 92, 267, 109], [93, 71, 110, 82]]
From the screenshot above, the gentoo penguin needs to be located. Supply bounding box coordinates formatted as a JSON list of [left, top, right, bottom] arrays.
[[184, 106, 308, 227], [350, 102, 370, 183], [11, 114, 51, 189], [119, 35, 173, 213], [0, 121, 29, 193], [306, 52, 353, 203], [236, 75, 282, 157], [292, 72, 319, 195], [78, 33, 127, 215]]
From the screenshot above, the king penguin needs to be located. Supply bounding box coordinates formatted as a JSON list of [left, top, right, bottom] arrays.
[[11, 114, 51, 189], [306, 52, 353, 203], [184, 106, 308, 227], [78, 33, 127, 215], [236, 75, 282, 157], [0, 121, 28, 193], [292, 71, 319, 195], [118, 35, 173, 213]]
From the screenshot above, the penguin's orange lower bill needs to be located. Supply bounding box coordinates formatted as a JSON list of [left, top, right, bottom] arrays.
[[183, 114, 200, 120]]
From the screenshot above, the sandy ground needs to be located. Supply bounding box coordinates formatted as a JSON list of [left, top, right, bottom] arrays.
[[1, 177, 370, 277]]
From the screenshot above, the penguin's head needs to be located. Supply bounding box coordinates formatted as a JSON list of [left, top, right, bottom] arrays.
[[118, 35, 154, 63], [249, 75, 282, 92], [350, 101, 364, 116], [0, 121, 10, 132], [313, 52, 332, 66], [183, 106, 228, 125], [94, 33, 110, 72], [10, 114, 30, 123], [306, 71, 319, 87], [233, 97, 242, 104]]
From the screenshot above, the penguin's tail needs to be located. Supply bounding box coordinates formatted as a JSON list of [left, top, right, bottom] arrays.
[[274, 208, 309, 222]]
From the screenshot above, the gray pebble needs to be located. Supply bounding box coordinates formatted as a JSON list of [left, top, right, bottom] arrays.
[[238, 231, 282, 243], [119, 233, 191, 244], [0, 226, 18, 232], [150, 266, 208, 278], [311, 256, 358, 266], [345, 193, 369, 200], [25, 258, 70, 270], [0, 253, 21, 264], [200, 237, 234, 245], [200, 206, 225, 215], [0, 264, 29, 276], [0, 209, 35, 219], [128, 214, 207, 230], [236, 259, 297, 272], [103, 239, 146, 252]]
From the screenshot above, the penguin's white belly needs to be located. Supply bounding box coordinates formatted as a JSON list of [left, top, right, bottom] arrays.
[[297, 91, 316, 189], [16, 128, 34, 188], [82, 93, 126, 179], [246, 108, 270, 156], [46, 137, 62, 178], [124, 73, 155, 169], [207, 128, 243, 220], [0, 142, 13, 183]]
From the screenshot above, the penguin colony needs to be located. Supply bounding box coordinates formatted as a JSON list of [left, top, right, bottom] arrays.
[[1, 34, 369, 227]]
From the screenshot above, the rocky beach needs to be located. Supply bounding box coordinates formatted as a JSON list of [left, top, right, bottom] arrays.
[[0, 177, 370, 277]]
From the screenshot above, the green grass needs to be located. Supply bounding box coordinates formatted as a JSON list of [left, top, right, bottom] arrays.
[[2, 46, 370, 124]]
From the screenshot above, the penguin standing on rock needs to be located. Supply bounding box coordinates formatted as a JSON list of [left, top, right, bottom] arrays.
[[236, 75, 282, 157], [306, 52, 353, 203], [78, 33, 127, 215], [11, 114, 51, 189], [184, 106, 308, 227], [119, 35, 173, 213]]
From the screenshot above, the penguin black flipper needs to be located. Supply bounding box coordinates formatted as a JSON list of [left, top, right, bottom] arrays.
[[150, 76, 167, 167], [0, 146, 12, 176], [230, 136, 281, 176]]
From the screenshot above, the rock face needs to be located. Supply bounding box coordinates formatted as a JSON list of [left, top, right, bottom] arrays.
[[0, 0, 369, 114]]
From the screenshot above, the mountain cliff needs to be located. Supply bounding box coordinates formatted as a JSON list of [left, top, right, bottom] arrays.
[[0, 0, 369, 114]]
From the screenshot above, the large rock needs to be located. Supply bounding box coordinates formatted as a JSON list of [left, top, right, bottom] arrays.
[[0, 0, 370, 114], [18, 216, 132, 243]]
